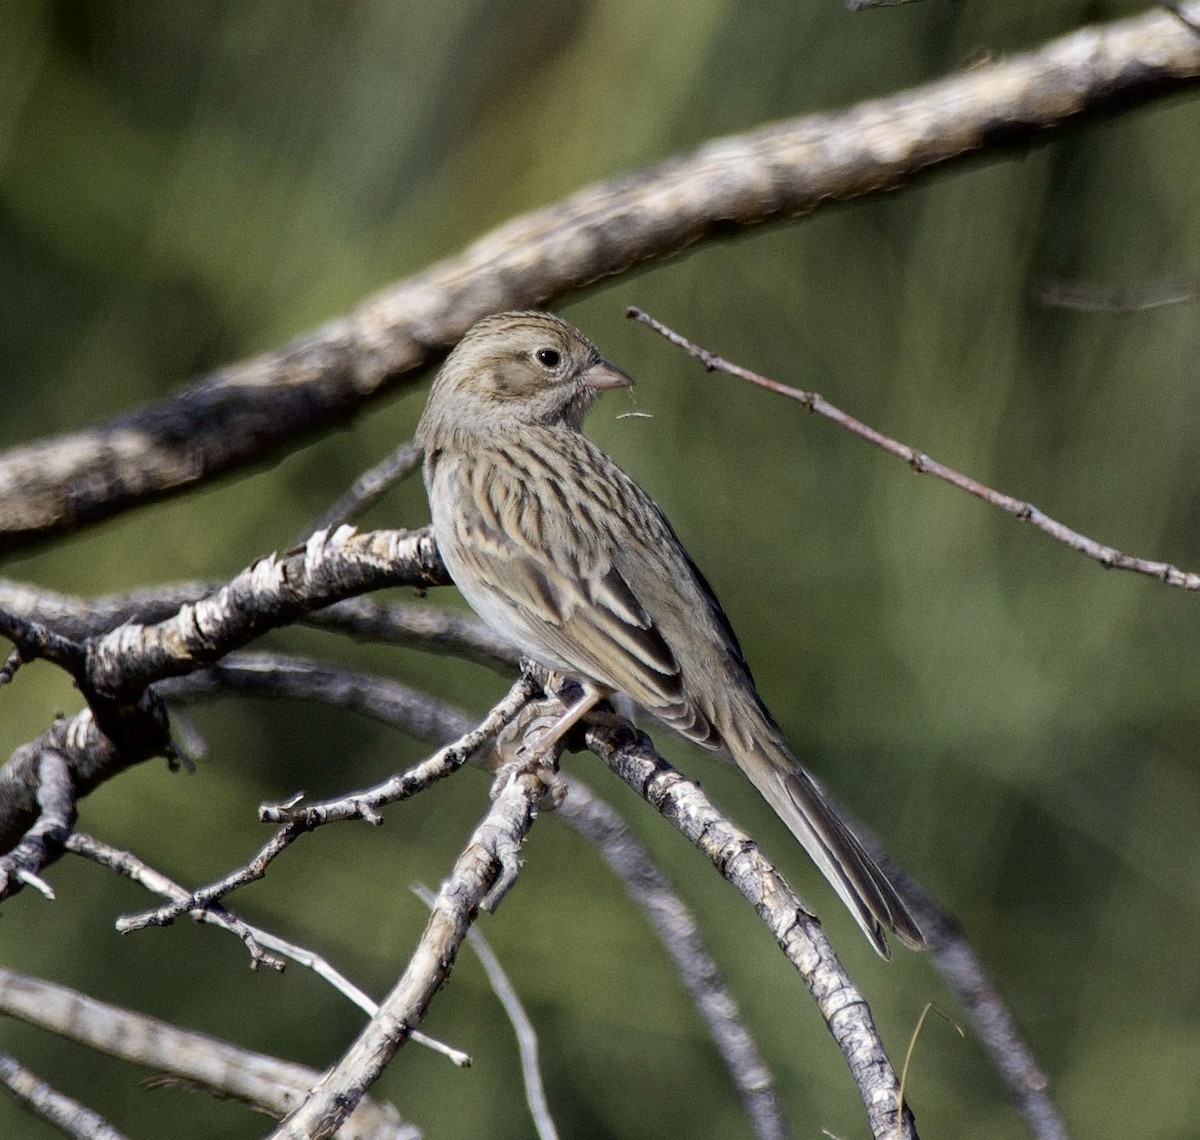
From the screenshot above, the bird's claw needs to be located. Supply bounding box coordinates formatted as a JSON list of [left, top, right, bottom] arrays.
[[489, 697, 569, 804]]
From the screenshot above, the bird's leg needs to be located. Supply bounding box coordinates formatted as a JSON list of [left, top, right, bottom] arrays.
[[531, 679, 612, 756], [489, 678, 613, 803]]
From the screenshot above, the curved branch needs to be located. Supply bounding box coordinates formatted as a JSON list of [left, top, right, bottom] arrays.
[[1, 4, 1197, 551], [584, 719, 917, 1140], [557, 779, 791, 1140], [0, 968, 416, 1140]]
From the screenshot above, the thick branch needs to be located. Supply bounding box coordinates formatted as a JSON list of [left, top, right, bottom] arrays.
[[1, 4, 1197, 551], [0, 968, 415, 1140], [83, 527, 445, 699], [0, 576, 517, 671], [0, 529, 446, 861]]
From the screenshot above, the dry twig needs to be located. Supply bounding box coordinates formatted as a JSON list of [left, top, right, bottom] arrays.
[[628, 306, 1200, 592]]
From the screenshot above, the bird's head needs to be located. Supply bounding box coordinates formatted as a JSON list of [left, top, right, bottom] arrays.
[[417, 311, 632, 444]]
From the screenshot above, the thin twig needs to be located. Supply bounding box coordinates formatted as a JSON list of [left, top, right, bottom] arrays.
[[628, 306, 1200, 591], [260, 672, 537, 827], [299, 442, 423, 544], [557, 778, 791, 1140], [118, 674, 535, 931], [68, 832, 469, 1066], [415, 883, 555, 1138]]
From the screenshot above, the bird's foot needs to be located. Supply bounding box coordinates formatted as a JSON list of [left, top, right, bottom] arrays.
[[489, 696, 569, 807]]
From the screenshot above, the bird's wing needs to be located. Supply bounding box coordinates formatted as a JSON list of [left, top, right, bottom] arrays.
[[438, 430, 738, 747]]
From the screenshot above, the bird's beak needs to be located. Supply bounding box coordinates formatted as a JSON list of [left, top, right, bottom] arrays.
[[582, 357, 633, 391]]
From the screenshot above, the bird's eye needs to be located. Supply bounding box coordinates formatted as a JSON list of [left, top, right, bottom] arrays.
[[535, 348, 561, 368]]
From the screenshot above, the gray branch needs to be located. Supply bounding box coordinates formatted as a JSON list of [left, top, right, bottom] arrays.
[[266, 764, 548, 1139], [0, 968, 416, 1140], [0, 4, 1196, 551], [584, 719, 917, 1140]]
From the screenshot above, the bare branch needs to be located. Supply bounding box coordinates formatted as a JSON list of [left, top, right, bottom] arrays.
[[0, 607, 87, 684], [1, 3, 1197, 552], [0, 968, 416, 1140], [83, 527, 446, 700], [171, 652, 793, 1132], [268, 765, 549, 1139], [0, 747, 78, 898], [299, 442, 423, 542], [584, 720, 916, 1140], [0, 578, 217, 639], [163, 652, 477, 743], [309, 598, 519, 672], [0, 695, 171, 878], [629, 307, 1200, 592], [0, 577, 517, 672], [0, 529, 449, 859], [66, 832, 469, 1067], [557, 778, 791, 1140], [0, 1049, 128, 1140], [414, 883, 555, 1140], [258, 672, 536, 827], [180, 651, 1060, 1137], [118, 674, 535, 931]]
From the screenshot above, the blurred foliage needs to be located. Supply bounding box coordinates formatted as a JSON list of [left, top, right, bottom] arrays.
[[2, 1, 1199, 1137]]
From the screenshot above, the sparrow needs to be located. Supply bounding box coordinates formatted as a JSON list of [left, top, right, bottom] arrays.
[[416, 310, 923, 957]]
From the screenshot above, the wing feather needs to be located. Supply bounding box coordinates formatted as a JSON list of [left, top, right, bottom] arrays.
[[431, 430, 731, 740]]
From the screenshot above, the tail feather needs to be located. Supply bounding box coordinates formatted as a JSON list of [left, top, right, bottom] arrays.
[[731, 737, 925, 958]]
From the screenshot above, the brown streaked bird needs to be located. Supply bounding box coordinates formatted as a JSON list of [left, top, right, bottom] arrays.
[[416, 311, 924, 957]]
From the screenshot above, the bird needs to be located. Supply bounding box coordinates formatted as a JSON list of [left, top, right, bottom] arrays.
[[416, 310, 924, 957]]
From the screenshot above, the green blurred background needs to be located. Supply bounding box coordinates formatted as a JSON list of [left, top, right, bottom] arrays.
[[2, 1, 1199, 1136]]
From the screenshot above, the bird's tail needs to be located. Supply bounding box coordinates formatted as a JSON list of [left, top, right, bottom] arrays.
[[728, 731, 924, 958]]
